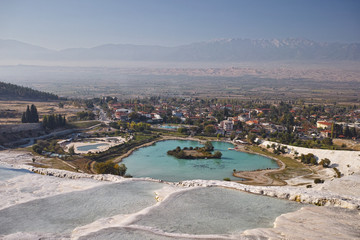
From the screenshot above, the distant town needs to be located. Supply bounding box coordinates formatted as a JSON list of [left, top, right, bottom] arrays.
[[99, 96, 360, 147]]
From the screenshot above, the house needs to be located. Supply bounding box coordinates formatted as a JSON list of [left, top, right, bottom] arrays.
[[238, 114, 250, 122], [316, 121, 333, 129], [172, 111, 183, 118], [219, 120, 234, 131], [151, 113, 163, 123], [320, 130, 331, 138], [245, 120, 258, 126]]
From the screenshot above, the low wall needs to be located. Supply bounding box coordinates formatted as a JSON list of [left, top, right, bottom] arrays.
[[0, 123, 43, 134]]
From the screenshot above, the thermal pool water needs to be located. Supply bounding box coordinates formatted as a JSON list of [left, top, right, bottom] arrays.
[[122, 140, 278, 181], [0, 180, 162, 237]]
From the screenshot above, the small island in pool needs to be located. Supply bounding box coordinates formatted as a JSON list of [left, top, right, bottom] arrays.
[[167, 141, 222, 159]]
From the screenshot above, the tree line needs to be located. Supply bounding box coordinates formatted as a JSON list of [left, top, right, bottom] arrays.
[[43, 114, 66, 130], [0, 81, 60, 100]]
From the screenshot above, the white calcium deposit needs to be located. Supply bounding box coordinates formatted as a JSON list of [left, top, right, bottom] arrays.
[[261, 140, 360, 176], [1, 149, 360, 240]]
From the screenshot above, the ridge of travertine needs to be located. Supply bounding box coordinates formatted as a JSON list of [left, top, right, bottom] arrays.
[[4, 163, 359, 210]]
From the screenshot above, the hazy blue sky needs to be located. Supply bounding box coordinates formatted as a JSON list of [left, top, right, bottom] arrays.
[[0, 0, 359, 49]]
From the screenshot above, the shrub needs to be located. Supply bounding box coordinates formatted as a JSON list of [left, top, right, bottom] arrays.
[[333, 167, 341, 178], [95, 161, 127, 176], [319, 158, 331, 168], [314, 178, 324, 184], [204, 141, 214, 151], [300, 153, 317, 165], [32, 144, 43, 154], [68, 145, 75, 155], [213, 151, 222, 158]]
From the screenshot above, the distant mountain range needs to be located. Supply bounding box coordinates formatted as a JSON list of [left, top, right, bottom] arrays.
[[1, 38, 359, 62]]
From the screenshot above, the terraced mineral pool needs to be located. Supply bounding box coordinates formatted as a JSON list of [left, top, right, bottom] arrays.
[[133, 187, 301, 235], [76, 143, 109, 151], [122, 140, 278, 181], [0, 181, 162, 236], [0, 166, 33, 181]]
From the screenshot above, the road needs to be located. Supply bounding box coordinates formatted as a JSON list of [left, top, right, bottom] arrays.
[[94, 105, 111, 124]]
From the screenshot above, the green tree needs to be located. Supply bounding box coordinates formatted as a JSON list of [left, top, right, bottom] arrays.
[[30, 104, 39, 123], [319, 158, 331, 168], [128, 112, 140, 121], [25, 105, 31, 122], [58, 102, 64, 108], [43, 114, 66, 130], [95, 161, 127, 176], [117, 163, 127, 176], [21, 104, 39, 123], [204, 141, 214, 151], [321, 138, 333, 146], [178, 127, 188, 134], [32, 144, 43, 154], [204, 124, 216, 135], [68, 145, 75, 155], [230, 132, 236, 140], [21, 112, 26, 123], [213, 151, 222, 158], [247, 133, 257, 143]]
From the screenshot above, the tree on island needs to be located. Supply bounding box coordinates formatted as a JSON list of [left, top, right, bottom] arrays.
[[204, 141, 214, 151], [213, 151, 222, 158], [167, 141, 221, 159]]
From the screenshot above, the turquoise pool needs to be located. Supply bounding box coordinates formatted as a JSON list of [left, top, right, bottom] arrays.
[[76, 143, 109, 152], [159, 125, 179, 129], [122, 140, 278, 181]]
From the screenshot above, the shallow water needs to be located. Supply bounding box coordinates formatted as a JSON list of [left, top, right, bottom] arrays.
[[122, 140, 278, 181], [0, 181, 161, 235], [134, 187, 301, 235], [77, 143, 109, 151], [0, 166, 33, 181]]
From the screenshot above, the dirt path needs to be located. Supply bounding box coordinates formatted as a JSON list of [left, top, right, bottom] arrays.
[[233, 161, 286, 186], [231, 144, 287, 186]]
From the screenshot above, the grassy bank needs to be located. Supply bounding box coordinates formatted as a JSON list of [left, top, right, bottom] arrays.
[[248, 145, 312, 183], [85, 133, 160, 163]]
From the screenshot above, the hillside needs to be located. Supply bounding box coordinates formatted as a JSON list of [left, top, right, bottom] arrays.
[[0, 81, 59, 100]]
